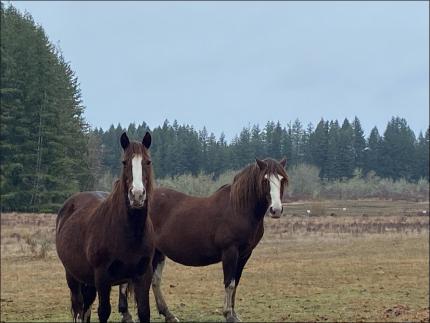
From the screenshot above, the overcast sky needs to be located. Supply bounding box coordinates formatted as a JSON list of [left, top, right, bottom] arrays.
[[12, 1, 429, 140]]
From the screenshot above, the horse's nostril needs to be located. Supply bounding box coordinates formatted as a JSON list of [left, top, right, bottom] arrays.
[[269, 207, 275, 214]]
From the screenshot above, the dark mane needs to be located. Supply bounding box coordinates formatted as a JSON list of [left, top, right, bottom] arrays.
[[215, 183, 229, 192], [230, 159, 288, 212]]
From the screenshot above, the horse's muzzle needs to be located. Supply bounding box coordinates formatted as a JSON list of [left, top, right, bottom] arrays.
[[269, 205, 283, 218], [129, 188, 146, 209]]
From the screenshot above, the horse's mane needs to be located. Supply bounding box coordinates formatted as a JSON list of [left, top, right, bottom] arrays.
[[230, 159, 288, 212], [215, 183, 229, 192]]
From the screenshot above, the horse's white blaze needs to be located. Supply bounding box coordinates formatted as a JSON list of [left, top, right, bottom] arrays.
[[265, 174, 283, 212], [131, 155, 144, 195]]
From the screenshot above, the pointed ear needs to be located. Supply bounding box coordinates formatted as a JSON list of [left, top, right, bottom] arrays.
[[142, 131, 151, 149], [120, 132, 130, 150], [255, 158, 267, 170], [280, 157, 287, 168]]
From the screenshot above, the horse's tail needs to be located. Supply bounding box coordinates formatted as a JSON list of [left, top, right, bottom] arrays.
[[56, 195, 78, 233]]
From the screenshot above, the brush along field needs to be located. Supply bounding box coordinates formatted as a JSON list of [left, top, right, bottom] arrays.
[[1, 200, 429, 322]]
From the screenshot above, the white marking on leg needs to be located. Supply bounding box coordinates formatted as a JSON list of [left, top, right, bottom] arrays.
[[151, 260, 178, 321], [119, 283, 134, 323], [152, 258, 165, 287], [82, 305, 91, 322], [120, 283, 128, 295], [223, 280, 236, 318]]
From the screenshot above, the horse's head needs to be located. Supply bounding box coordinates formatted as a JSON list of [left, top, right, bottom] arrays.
[[256, 158, 288, 218], [120, 132, 153, 209]]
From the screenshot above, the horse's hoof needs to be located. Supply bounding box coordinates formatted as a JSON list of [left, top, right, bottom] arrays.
[[121, 312, 134, 323], [165, 315, 179, 322], [232, 313, 241, 322], [225, 314, 239, 323]]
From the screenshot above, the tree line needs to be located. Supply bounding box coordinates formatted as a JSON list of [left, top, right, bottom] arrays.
[[90, 117, 429, 184], [1, 4, 93, 212], [1, 3, 429, 212]]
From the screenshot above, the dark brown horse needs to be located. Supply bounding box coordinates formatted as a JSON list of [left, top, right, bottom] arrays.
[[119, 158, 288, 322], [56, 132, 155, 323]]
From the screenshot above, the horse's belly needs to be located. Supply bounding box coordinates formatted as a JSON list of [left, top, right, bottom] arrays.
[[157, 238, 221, 267], [166, 252, 220, 267]]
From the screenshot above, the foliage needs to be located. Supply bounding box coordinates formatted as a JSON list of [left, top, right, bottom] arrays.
[[91, 116, 429, 185], [1, 3, 92, 212]]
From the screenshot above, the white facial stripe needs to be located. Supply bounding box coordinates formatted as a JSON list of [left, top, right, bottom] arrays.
[[131, 155, 144, 193], [267, 174, 283, 210]]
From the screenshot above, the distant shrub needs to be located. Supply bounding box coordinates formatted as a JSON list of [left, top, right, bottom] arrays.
[[157, 170, 236, 197], [287, 164, 321, 200], [321, 170, 429, 201], [310, 202, 326, 216], [97, 165, 428, 201]]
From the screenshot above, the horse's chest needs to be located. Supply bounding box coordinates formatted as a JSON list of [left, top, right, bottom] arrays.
[[107, 256, 150, 281]]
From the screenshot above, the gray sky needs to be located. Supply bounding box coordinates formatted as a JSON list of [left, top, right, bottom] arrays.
[[12, 1, 429, 140]]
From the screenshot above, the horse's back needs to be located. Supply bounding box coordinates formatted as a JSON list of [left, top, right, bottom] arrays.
[[56, 191, 109, 231], [151, 186, 227, 223]]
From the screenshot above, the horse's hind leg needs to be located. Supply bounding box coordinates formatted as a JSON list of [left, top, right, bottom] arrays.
[[66, 271, 84, 322], [152, 250, 179, 322], [119, 283, 134, 323], [81, 284, 96, 322]]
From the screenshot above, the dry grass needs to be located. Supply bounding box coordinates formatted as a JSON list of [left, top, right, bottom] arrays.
[[1, 200, 429, 322]]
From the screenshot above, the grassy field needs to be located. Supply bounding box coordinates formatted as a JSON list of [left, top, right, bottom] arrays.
[[1, 200, 429, 322]]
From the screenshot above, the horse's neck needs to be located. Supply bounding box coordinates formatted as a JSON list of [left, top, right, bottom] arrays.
[[233, 189, 268, 224], [100, 180, 149, 232], [249, 198, 269, 222]]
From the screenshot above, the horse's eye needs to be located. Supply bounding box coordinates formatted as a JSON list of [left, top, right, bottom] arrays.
[[146, 160, 152, 165], [122, 160, 126, 165]]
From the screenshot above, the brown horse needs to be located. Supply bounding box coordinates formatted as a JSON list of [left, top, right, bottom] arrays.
[[56, 132, 155, 323], [119, 158, 288, 322]]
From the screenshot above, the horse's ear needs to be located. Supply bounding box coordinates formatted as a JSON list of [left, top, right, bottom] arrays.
[[120, 132, 130, 150], [142, 131, 151, 149], [280, 158, 287, 168], [256, 158, 267, 170]]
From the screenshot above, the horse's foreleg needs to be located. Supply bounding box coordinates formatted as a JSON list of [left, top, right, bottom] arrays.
[[152, 252, 179, 322], [222, 246, 239, 322], [95, 270, 112, 323], [230, 252, 252, 322], [133, 259, 152, 323], [119, 283, 134, 323]]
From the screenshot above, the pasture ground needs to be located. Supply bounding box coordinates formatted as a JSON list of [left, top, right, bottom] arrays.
[[1, 200, 429, 322]]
